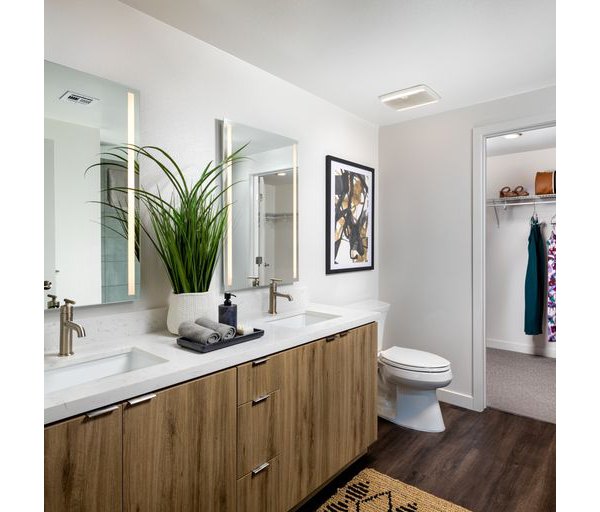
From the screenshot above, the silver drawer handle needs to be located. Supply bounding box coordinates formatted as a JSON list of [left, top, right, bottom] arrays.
[[127, 393, 157, 406], [86, 405, 119, 418], [252, 394, 270, 405], [326, 335, 336, 342], [251, 462, 270, 476], [339, 330, 349, 337], [252, 357, 269, 366]]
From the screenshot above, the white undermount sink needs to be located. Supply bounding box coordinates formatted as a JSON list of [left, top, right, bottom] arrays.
[[45, 348, 167, 394], [268, 311, 340, 329]]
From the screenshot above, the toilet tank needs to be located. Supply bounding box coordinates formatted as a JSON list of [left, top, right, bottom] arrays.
[[346, 300, 390, 351]]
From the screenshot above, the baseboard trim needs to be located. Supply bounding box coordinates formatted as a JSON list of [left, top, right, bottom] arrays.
[[487, 338, 556, 358], [437, 388, 474, 410]]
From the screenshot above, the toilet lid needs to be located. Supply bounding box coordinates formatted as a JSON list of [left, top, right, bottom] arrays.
[[380, 346, 450, 372]]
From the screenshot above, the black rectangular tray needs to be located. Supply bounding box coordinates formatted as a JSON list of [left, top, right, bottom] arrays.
[[176, 328, 265, 353]]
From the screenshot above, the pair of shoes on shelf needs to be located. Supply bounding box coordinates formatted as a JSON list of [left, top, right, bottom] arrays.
[[499, 186, 529, 198]]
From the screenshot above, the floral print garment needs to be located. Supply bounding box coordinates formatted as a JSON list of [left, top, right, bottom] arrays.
[[547, 228, 556, 342]]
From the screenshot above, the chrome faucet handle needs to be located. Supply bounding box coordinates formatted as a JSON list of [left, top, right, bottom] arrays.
[[47, 294, 60, 309], [247, 276, 260, 287], [63, 298, 76, 305], [269, 278, 283, 283]]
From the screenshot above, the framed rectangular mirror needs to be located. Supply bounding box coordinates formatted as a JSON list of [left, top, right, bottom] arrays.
[[44, 61, 140, 308], [218, 120, 298, 292]]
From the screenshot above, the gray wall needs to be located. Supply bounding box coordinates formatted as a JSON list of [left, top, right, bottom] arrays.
[[378, 87, 556, 406]]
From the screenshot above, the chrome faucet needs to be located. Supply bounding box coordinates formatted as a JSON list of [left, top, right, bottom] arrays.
[[268, 278, 293, 315], [59, 299, 86, 356]]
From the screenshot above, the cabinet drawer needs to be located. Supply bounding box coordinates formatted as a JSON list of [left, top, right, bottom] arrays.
[[237, 456, 280, 512], [238, 390, 281, 478], [237, 353, 282, 405]]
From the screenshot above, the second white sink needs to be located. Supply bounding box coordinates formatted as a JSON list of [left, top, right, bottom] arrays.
[[45, 348, 167, 394], [268, 311, 340, 329]]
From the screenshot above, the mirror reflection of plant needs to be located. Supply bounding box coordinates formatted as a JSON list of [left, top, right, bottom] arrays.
[[87, 144, 245, 294]]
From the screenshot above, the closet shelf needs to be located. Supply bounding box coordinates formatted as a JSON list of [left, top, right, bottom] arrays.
[[486, 193, 556, 208], [487, 194, 556, 228]]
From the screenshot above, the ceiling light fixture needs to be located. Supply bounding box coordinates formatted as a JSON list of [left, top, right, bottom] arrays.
[[503, 133, 523, 139], [379, 84, 440, 112], [277, 172, 287, 176]]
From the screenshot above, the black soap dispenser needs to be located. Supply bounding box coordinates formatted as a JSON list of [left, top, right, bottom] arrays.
[[219, 293, 237, 328]]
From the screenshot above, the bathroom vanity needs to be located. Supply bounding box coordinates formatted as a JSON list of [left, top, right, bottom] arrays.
[[44, 307, 378, 511]]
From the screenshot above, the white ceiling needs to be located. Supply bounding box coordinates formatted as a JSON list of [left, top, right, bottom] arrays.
[[486, 125, 556, 157], [121, 0, 555, 126]]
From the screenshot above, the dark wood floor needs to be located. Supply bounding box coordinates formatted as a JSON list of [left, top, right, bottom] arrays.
[[297, 404, 556, 512]]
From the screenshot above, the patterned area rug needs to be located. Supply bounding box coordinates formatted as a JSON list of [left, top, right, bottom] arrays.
[[318, 469, 471, 512]]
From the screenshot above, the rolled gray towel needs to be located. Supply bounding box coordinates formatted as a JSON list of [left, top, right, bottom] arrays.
[[195, 317, 236, 340], [179, 321, 221, 345]]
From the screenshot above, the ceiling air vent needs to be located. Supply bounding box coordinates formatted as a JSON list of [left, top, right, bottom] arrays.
[[59, 90, 98, 106], [379, 84, 440, 112]]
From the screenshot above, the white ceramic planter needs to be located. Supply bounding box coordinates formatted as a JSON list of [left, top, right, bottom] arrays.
[[166, 291, 218, 334]]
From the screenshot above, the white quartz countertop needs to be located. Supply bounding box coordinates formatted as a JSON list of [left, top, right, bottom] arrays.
[[44, 303, 380, 424]]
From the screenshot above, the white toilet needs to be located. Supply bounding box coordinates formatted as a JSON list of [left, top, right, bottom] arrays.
[[348, 300, 452, 433]]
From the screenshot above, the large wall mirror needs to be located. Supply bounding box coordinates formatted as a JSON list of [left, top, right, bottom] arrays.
[[219, 120, 298, 291], [44, 61, 140, 309]]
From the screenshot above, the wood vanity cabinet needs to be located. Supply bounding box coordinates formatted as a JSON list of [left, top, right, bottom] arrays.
[[44, 322, 377, 512], [280, 322, 378, 510], [123, 368, 237, 512], [44, 370, 236, 512], [322, 324, 378, 479], [237, 456, 281, 512], [44, 404, 123, 512], [280, 337, 326, 510], [236, 353, 284, 509]]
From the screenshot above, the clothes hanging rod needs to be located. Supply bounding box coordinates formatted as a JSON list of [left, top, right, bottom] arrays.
[[486, 193, 556, 208], [487, 194, 556, 228], [487, 199, 556, 207]]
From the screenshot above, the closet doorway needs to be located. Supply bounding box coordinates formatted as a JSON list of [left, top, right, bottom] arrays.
[[472, 116, 556, 421]]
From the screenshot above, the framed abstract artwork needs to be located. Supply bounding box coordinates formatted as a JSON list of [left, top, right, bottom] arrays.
[[325, 155, 374, 274]]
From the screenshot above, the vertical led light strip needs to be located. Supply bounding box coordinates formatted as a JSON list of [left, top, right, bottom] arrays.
[[225, 122, 233, 287], [127, 92, 136, 295], [292, 143, 298, 279]]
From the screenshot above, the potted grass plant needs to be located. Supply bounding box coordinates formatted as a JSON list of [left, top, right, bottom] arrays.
[[88, 144, 242, 334]]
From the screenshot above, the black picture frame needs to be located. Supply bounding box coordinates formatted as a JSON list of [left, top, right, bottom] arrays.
[[325, 155, 375, 274]]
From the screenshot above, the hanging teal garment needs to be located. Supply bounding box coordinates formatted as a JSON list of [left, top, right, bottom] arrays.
[[524, 216, 546, 335]]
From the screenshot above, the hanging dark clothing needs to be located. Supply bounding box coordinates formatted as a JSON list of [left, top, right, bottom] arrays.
[[524, 217, 546, 335]]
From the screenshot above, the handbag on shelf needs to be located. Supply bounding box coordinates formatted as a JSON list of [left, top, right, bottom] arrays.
[[534, 170, 556, 195]]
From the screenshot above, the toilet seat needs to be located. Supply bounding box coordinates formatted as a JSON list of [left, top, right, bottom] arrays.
[[379, 346, 450, 373]]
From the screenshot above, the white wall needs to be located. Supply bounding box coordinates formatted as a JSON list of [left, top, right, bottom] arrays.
[[486, 148, 556, 357], [486, 148, 556, 198], [44, 0, 378, 324], [45, 118, 102, 306], [378, 87, 555, 407]]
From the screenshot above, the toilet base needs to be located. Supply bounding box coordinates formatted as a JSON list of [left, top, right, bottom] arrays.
[[378, 385, 446, 433]]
